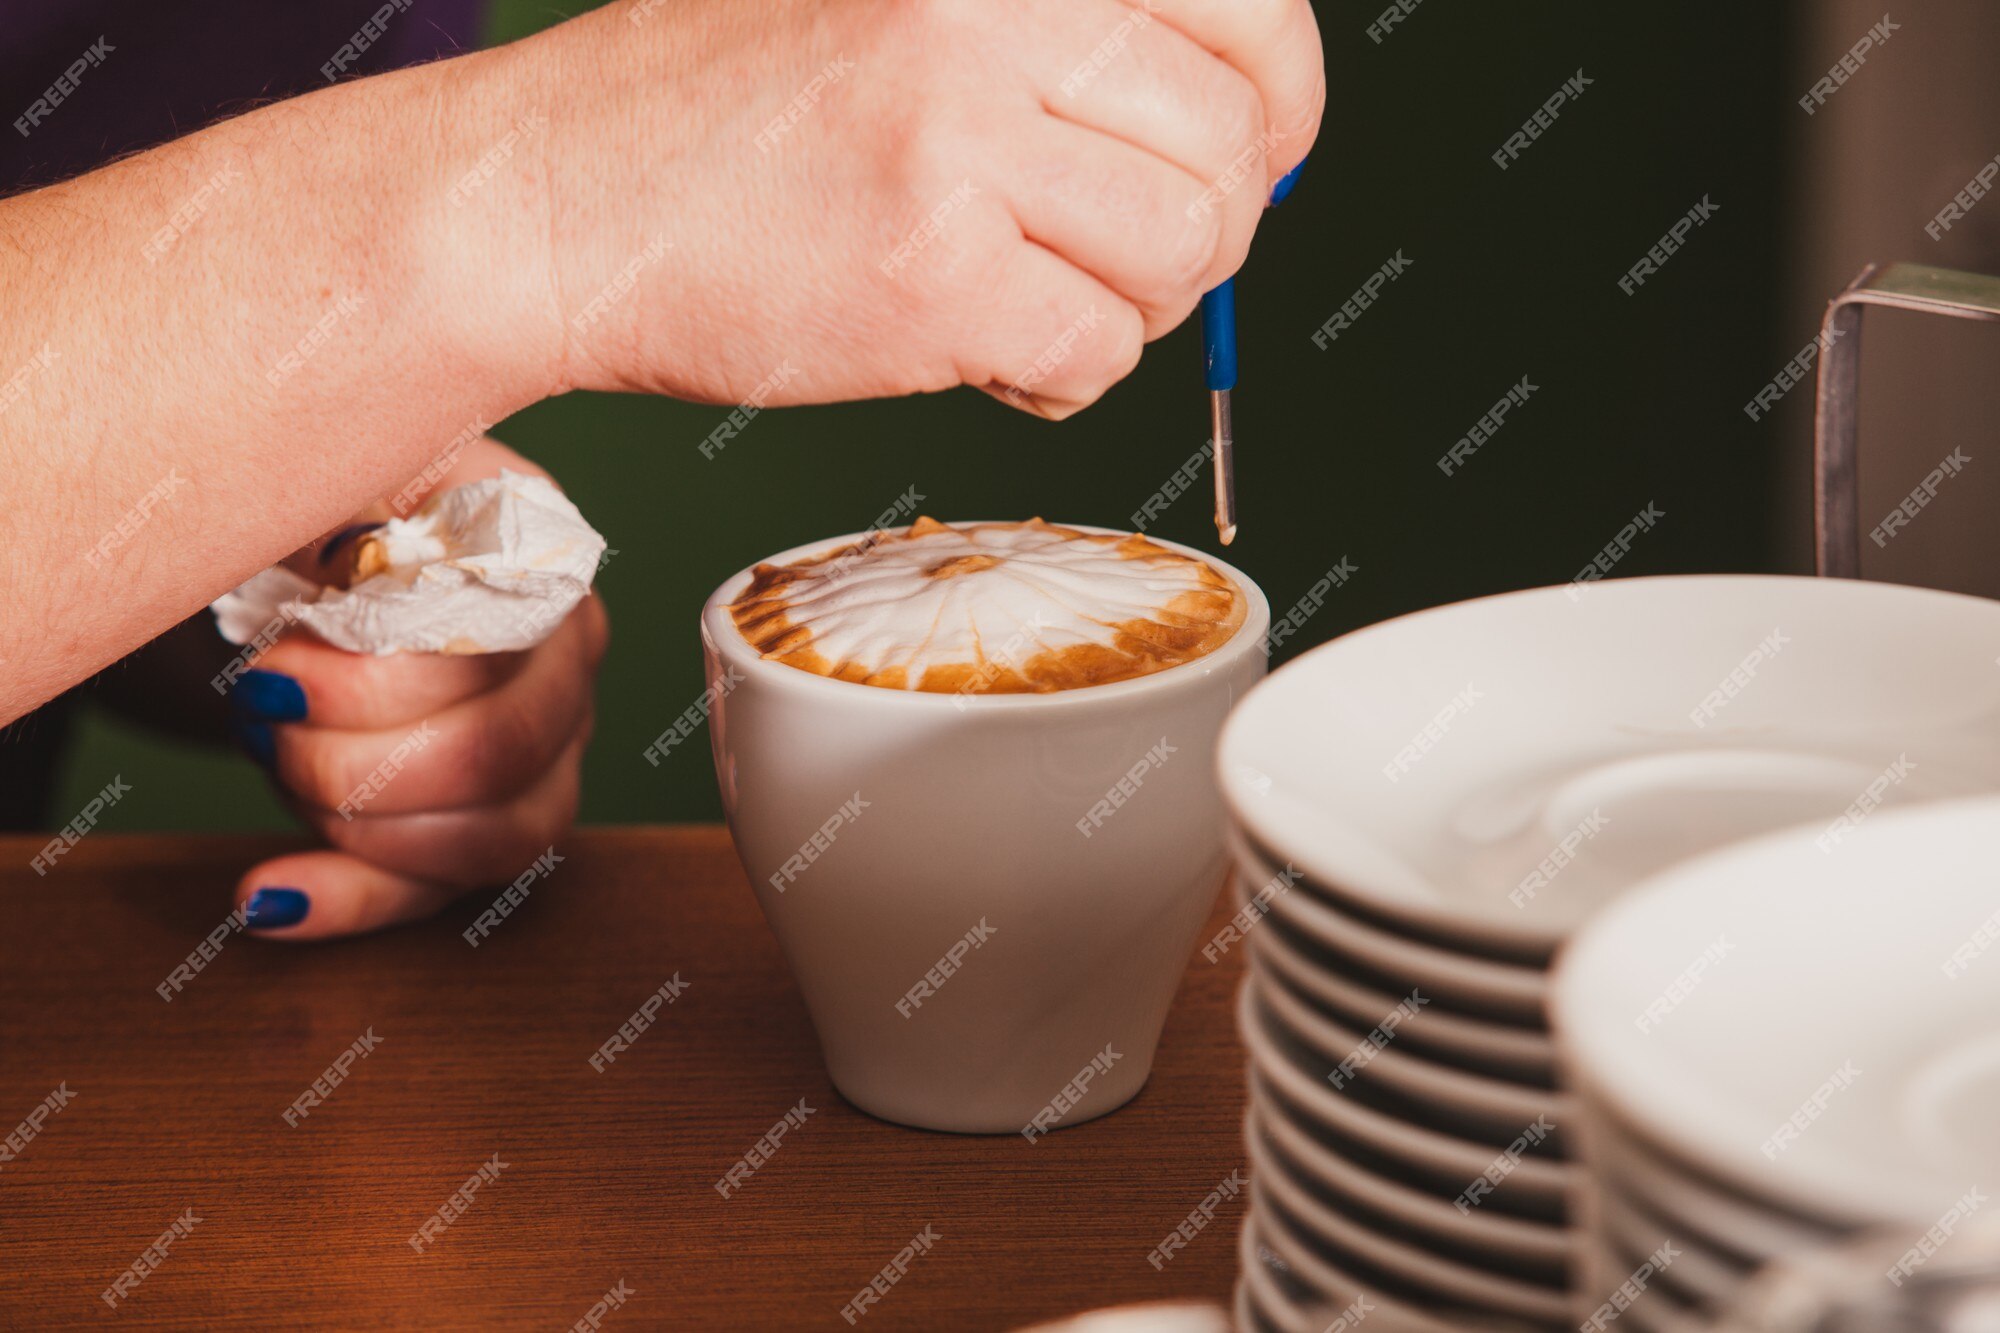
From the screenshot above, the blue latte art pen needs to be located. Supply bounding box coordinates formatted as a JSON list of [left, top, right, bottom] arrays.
[[1201, 155, 1306, 546]]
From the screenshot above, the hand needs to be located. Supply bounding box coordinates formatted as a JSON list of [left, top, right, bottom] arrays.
[[225, 439, 608, 940], [468, 0, 1323, 418]]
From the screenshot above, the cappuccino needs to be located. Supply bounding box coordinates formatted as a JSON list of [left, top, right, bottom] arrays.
[[702, 521, 1269, 1131], [729, 518, 1244, 693]]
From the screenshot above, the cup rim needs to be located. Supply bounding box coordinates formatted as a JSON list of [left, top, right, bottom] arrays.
[[700, 520, 1271, 710]]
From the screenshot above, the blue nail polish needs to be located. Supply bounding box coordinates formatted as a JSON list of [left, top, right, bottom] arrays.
[[234, 669, 307, 722], [320, 523, 380, 566], [245, 887, 310, 929], [1269, 157, 1307, 207], [230, 716, 277, 770]]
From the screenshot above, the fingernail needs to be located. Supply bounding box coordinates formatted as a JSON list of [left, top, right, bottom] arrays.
[[244, 887, 310, 930], [230, 716, 277, 771], [1269, 158, 1307, 207], [320, 522, 380, 566], [233, 669, 307, 722]]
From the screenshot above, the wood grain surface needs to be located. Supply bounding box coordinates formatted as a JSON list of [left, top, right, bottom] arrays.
[[0, 827, 1249, 1330]]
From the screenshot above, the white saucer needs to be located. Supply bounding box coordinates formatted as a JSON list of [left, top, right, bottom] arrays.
[[1249, 1178, 1469, 1333], [1237, 1214, 1335, 1333], [1234, 1220, 1281, 1333], [1249, 1108, 1574, 1323], [1252, 1069, 1573, 1267], [1250, 905, 1556, 1082], [1252, 967, 1570, 1137], [1596, 1183, 1746, 1310], [1554, 796, 2000, 1227], [1239, 983, 1572, 1211], [1220, 575, 2000, 955], [1596, 1236, 1729, 1333], [1231, 829, 1546, 1020], [1579, 1238, 1707, 1333], [1587, 1113, 1835, 1266], [1232, 1278, 1263, 1333]]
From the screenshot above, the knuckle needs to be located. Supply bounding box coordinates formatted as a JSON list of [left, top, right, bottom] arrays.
[[288, 735, 355, 811], [566, 595, 611, 671], [1237, 0, 1295, 48], [528, 786, 583, 856], [314, 808, 373, 858], [1105, 309, 1146, 382], [1275, 65, 1327, 147], [457, 697, 544, 800], [279, 646, 392, 725], [317, 654, 386, 719], [445, 792, 579, 889], [1163, 201, 1226, 299], [1072, 307, 1145, 405], [1211, 74, 1266, 164]]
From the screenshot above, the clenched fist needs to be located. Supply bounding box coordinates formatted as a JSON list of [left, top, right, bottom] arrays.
[[456, 0, 1324, 418], [226, 438, 606, 940]]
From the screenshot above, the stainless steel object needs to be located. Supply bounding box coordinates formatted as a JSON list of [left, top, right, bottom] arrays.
[[1814, 263, 2000, 578], [1210, 388, 1237, 547]]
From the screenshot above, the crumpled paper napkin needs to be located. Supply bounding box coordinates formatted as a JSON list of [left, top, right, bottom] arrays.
[[211, 469, 606, 655]]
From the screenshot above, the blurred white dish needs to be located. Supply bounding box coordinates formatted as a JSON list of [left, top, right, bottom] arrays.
[[1232, 1278, 1263, 1333], [1596, 1183, 1745, 1310], [1009, 1300, 1230, 1333], [1252, 968, 1568, 1137], [1249, 1178, 1465, 1333], [1236, 1215, 1317, 1333], [1587, 1114, 1835, 1266], [1220, 576, 2000, 955], [1249, 903, 1555, 1081], [1554, 796, 2000, 1227], [1240, 984, 1572, 1210], [1249, 1108, 1574, 1323], [1253, 1070, 1572, 1267], [1579, 1238, 1708, 1333], [1231, 829, 1546, 1020]]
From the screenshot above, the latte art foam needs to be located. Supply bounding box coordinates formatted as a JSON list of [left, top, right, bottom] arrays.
[[729, 518, 1245, 693]]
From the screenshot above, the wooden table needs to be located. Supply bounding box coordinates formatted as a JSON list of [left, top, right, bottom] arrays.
[[0, 827, 1248, 1330]]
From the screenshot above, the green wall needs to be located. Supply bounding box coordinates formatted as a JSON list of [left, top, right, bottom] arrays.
[[58, 1, 1791, 832]]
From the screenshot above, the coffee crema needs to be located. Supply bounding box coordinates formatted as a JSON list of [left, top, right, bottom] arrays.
[[729, 518, 1245, 693]]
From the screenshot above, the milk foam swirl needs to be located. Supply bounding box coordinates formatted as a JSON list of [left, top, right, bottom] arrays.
[[729, 518, 1245, 693]]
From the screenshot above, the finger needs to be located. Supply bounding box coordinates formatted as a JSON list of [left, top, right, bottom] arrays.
[[234, 850, 460, 942], [1032, 0, 1269, 187], [291, 732, 586, 889], [247, 634, 526, 732], [971, 243, 1147, 419], [1004, 116, 1231, 339], [1129, 0, 1326, 179], [271, 596, 607, 816]]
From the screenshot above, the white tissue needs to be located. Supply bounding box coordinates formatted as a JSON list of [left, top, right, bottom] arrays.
[[211, 470, 606, 655]]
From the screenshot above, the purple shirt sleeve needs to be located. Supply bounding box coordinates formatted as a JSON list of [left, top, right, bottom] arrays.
[[1, 0, 489, 192]]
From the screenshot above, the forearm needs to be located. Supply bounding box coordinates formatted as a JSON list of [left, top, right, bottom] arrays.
[[0, 40, 559, 724]]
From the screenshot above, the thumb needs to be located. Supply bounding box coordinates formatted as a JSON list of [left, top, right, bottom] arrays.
[[234, 850, 459, 942]]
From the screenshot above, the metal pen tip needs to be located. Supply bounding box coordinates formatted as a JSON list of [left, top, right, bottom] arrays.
[[1210, 388, 1236, 545]]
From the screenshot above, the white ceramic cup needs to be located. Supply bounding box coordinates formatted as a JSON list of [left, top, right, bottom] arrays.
[[700, 524, 1270, 1133]]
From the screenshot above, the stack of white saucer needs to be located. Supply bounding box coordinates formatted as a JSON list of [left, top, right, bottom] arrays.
[[1221, 828, 1574, 1333], [1214, 576, 2000, 1333], [1552, 797, 2000, 1332]]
